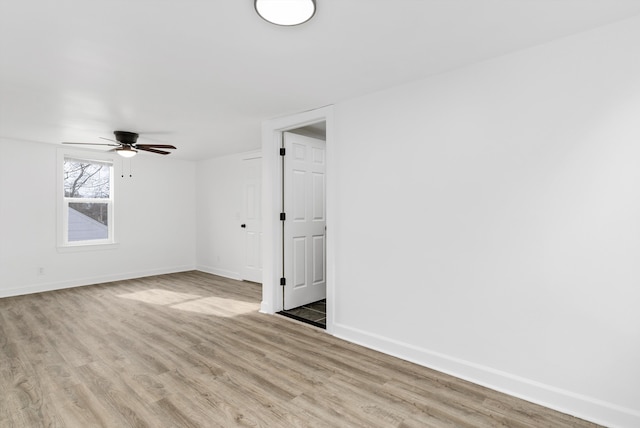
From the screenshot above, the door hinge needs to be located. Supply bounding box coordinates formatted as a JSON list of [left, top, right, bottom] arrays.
[[280, 277, 286, 286], [279, 148, 286, 156], [280, 212, 286, 221]]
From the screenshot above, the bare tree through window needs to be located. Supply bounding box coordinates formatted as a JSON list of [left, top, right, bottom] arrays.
[[63, 159, 111, 238], [64, 160, 110, 198]]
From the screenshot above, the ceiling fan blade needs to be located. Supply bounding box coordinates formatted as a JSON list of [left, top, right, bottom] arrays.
[[62, 142, 119, 146], [99, 137, 120, 144], [136, 144, 176, 149], [137, 146, 171, 155]]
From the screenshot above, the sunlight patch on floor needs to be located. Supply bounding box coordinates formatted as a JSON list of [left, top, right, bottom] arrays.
[[171, 296, 260, 317], [118, 289, 201, 305], [117, 288, 259, 316]]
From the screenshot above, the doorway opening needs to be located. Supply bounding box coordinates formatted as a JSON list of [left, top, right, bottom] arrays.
[[276, 123, 327, 328], [260, 105, 333, 332]]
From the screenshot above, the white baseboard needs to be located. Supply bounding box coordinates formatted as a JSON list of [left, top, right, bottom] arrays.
[[259, 300, 273, 314], [0, 265, 196, 299], [332, 322, 640, 428], [195, 265, 242, 281]]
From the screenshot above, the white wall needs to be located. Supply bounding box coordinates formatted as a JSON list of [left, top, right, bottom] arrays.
[[0, 140, 196, 297], [331, 16, 640, 428], [196, 150, 260, 279]]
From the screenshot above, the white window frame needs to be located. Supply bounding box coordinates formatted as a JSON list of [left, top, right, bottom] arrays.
[[57, 148, 118, 250]]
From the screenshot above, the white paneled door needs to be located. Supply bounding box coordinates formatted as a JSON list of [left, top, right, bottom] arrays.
[[241, 156, 263, 283], [283, 132, 326, 310]]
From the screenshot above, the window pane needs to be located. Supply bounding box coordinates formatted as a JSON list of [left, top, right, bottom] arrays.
[[68, 203, 109, 241], [64, 159, 111, 198]]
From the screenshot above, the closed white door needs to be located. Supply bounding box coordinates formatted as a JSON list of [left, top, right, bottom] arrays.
[[241, 157, 262, 283], [283, 132, 326, 310]]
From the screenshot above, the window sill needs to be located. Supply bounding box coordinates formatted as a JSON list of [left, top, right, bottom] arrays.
[[57, 242, 120, 253]]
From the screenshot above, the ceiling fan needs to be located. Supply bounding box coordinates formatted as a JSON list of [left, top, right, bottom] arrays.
[[62, 131, 176, 158]]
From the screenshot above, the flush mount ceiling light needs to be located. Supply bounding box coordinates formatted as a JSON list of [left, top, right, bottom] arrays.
[[116, 146, 137, 158], [255, 0, 316, 26]]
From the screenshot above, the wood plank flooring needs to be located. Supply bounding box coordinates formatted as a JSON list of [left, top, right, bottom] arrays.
[[0, 271, 600, 427]]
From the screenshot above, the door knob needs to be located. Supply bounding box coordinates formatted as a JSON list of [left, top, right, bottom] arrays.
[[241, 224, 246, 228]]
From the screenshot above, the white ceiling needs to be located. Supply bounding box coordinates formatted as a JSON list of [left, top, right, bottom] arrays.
[[1, 0, 640, 160]]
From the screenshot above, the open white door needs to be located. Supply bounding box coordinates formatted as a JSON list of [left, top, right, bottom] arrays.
[[283, 132, 326, 310], [241, 156, 263, 283]]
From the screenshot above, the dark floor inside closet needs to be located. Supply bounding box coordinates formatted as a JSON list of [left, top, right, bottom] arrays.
[[278, 299, 326, 328]]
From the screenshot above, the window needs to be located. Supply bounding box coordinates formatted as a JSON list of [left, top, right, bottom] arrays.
[[61, 156, 114, 246]]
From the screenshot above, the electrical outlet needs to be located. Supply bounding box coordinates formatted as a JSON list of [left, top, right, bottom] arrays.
[[37, 267, 45, 275]]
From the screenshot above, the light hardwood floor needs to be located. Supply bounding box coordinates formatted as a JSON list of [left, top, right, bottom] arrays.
[[0, 271, 599, 427]]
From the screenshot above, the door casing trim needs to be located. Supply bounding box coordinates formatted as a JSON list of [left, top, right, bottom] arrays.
[[260, 105, 335, 334]]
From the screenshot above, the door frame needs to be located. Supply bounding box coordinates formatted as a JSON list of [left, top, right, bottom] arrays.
[[260, 105, 335, 334]]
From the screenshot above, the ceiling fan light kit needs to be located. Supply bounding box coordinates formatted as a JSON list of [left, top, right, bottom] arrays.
[[255, 0, 316, 26], [116, 146, 138, 158]]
